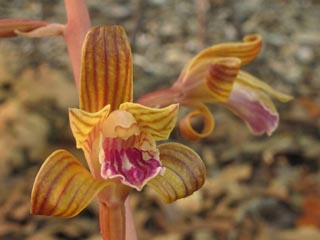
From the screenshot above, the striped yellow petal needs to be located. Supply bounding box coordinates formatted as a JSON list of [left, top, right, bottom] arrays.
[[179, 104, 214, 141], [119, 102, 179, 141], [188, 34, 262, 70], [181, 57, 241, 103], [31, 150, 111, 218], [69, 104, 110, 149], [79, 25, 133, 112], [205, 57, 241, 102], [147, 143, 206, 203], [237, 70, 293, 102], [173, 57, 241, 104]]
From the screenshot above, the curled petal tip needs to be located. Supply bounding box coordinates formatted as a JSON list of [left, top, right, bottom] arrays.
[[240, 34, 263, 65], [188, 33, 262, 70], [243, 34, 262, 44], [179, 104, 215, 141]]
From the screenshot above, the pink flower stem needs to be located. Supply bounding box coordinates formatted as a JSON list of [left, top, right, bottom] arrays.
[[63, 0, 90, 90], [99, 201, 126, 240], [125, 197, 137, 240]]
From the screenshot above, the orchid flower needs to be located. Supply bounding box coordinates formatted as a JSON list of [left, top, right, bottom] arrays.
[[137, 35, 292, 141], [30, 26, 206, 240]]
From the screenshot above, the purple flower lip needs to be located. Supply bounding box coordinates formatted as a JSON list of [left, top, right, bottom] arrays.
[[100, 137, 164, 191]]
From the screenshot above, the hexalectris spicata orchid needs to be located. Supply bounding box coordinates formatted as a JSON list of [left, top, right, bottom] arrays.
[[30, 26, 206, 240], [137, 35, 292, 140]]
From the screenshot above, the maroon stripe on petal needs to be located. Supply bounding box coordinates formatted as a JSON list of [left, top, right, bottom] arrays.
[[46, 171, 80, 216], [56, 175, 85, 216], [164, 164, 189, 195], [112, 27, 120, 109], [161, 153, 199, 190], [32, 154, 68, 214], [64, 179, 96, 217], [102, 28, 109, 111], [37, 162, 78, 214]]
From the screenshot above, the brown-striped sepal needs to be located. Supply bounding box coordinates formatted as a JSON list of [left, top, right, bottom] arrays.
[[69, 104, 110, 149], [120, 102, 179, 141], [31, 150, 110, 218], [79, 25, 133, 113], [206, 57, 241, 102], [188, 34, 262, 68], [147, 143, 206, 203]]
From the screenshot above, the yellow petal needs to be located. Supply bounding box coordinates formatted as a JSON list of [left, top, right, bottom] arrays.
[[206, 57, 241, 101], [174, 57, 241, 103], [119, 102, 179, 141], [188, 34, 262, 70], [69, 104, 110, 149], [147, 143, 206, 203], [179, 104, 215, 141], [79, 25, 133, 112], [31, 150, 111, 218], [237, 71, 293, 102]]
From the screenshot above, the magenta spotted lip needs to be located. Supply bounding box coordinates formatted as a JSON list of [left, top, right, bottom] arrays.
[[100, 137, 164, 191]]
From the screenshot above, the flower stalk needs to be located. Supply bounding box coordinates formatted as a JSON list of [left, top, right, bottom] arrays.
[[99, 202, 126, 240], [64, 0, 90, 88]]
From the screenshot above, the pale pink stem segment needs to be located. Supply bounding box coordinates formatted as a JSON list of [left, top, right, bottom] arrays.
[[0, 19, 48, 37], [136, 87, 179, 108], [125, 197, 137, 240], [64, 0, 91, 89]]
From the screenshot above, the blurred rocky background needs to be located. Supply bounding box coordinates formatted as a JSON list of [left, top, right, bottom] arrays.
[[0, 0, 319, 239]]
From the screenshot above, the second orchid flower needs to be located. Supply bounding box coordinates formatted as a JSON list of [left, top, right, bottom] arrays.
[[137, 35, 292, 140]]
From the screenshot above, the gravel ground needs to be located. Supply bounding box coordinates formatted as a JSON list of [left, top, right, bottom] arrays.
[[0, 1, 319, 239]]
